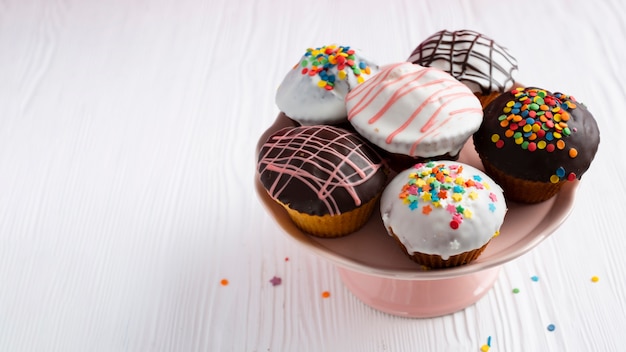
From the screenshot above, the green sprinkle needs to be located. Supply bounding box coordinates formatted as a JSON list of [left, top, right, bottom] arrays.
[[512, 288, 520, 294], [529, 103, 540, 110]]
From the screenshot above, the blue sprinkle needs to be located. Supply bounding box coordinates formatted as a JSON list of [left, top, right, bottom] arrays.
[[521, 110, 529, 118], [556, 167, 565, 178], [487, 336, 492, 346], [546, 132, 554, 141], [511, 108, 520, 114], [489, 203, 496, 213], [473, 175, 482, 181], [547, 324, 556, 332], [526, 117, 535, 125], [327, 75, 336, 83], [359, 61, 367, 69], [514, 102, 522, 108], [531, 276, 539, 282]]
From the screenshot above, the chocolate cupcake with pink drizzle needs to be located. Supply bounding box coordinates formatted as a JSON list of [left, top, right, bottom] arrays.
[[257, 125, 387, 237], [346, 62, 483, 172]]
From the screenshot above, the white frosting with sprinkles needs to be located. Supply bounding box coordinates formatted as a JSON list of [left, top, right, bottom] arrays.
[[380, 160, 507, 260], [276, 44, 378, 125]]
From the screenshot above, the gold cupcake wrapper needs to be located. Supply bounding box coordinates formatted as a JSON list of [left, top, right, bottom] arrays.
[[278, 195, 380, 238], [479, 157, 564, 204]]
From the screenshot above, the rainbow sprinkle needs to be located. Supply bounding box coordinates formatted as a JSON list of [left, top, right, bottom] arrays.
[[399, 162, 500, 230], [299, 45, 372, 90], [491, 87, 580, 183]]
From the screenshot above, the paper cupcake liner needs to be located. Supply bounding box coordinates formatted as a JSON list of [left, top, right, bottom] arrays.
[[475, 91, 502, 109], [389, 230, 491, 269], [479, 157, 564, 204], [279, 195, 381, 238]]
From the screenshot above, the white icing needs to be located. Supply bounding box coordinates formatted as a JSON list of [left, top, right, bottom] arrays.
[[275, 46, 379, 125], [346, 62, 483, 157], [380, 160, 507, 260]]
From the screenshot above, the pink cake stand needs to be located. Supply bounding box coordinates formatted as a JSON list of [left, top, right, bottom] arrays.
[[255, 115, 577, 318]]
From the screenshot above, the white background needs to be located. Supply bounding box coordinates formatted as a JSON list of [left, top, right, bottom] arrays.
[[1, 0, 625, 351]]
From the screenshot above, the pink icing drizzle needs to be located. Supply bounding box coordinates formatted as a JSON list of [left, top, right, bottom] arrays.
[[258, 126, 383, 215], [346, 62, 482, 155]]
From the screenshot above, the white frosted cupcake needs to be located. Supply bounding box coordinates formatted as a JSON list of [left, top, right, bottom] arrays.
[[380, 160, 507, 268], [276, 44, 379, 125], [346, 62, 483, 171]]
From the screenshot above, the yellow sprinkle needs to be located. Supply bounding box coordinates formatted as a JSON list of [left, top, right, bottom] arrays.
[[506, 101, 515, 107], [357, 75, 365, 84], [515, 137, 524, 145], [591, 276, 599, 282], [503, 107, 512, 113], [463, 209, 473, 219], [537, 140, 547, 149], [491, 134, 500, 143], [554, 114, 561, 122], [469, 191, 479, 200], [338, 70, 347, 80], [481, 345, 490, 352], [452, 193, 463, 202], [317, 80, 327, 88], [523, 124, 532, 133], [553, 132, 562, 139], [484, 183, 491, 190], [550, 175, 560, 183], [532, 124, 541, 132], [493, 230, 500, 238]]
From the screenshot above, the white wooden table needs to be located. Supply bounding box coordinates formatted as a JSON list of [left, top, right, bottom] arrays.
[[1, 0, 625, 351]]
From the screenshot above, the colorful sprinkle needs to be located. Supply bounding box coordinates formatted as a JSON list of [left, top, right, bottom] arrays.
[[322, 291, 331, 298], [512, 288, 520, 294], [547, 324, 556, 332], [269, 276, 282, 286], [480, 336, 492, 351], [398, 162, 499, 230], [531, 275, 539, 282], [591, 276, 599, 283], [299, 45, 372, 91], [220, 279, 229, 286], [494, 88, 581, 182], [284, 257, 289, 262]]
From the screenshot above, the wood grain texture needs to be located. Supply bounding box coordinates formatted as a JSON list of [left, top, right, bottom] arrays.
[[1, 0, 625, 351]]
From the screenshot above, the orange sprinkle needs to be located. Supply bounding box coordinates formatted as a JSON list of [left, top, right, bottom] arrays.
[[569, 148, 578, 158], [322, 291, 331, 298], [220, 279, 229, 286], [556, 140, 566, 150]]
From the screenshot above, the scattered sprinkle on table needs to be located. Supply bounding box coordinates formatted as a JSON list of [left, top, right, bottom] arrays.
[[480, 336, 492, 351], [512, 288, 520, 294], [547, 324, 556, 332], [531, 275, 539, 282], [220, 279, 229, 286], [284, 257, 289, 262], [322, 291, 331, 298], [591, 276, 599, 282], [269, 276, 282, 286]]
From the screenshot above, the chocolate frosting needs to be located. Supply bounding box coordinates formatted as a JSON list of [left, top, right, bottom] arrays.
[[473, 87, 600, 182], [408, 29, 518, 95], [257, 125, 387, 216]]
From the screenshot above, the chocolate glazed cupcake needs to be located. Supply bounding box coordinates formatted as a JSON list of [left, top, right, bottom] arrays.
[[408, 29, 518, 108], [257, 125, 387, 237], [473, 87, 600, 203]]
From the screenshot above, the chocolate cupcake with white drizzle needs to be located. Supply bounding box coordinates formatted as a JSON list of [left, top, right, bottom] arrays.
[[408, 29, 519, 107]]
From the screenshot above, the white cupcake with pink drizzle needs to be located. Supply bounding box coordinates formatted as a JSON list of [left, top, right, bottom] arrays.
[[346, 62, 483, 171]]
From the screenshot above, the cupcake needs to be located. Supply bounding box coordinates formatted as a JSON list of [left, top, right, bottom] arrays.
[[346, 62, 483, 172], [275, 44, 379, 126], [257, 125, 387, 237], [407, 29, 518, 108], [473, 87, 600, 203], [380, 161, 507, 268]]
